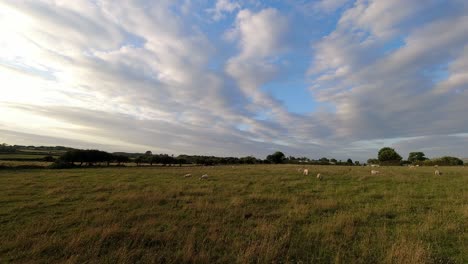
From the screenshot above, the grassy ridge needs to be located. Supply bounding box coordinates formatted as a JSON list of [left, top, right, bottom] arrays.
[[0, 165, 466, 263]]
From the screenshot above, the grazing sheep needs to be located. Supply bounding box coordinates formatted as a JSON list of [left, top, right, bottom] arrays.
[[371, 164, 380, 168], [316, 173, 322, 180], [415, 165, 420, 167], [371, 170, 380, 175], [409, 165, 415, 168], [200, 174, 209, 179], [434, 170, 441, 176], [184, 173, 192, 178], [303, 169, 309, 176]]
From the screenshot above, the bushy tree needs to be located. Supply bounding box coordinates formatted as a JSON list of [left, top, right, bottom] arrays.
[[240, 156, 258, 164], [0, 143, 16, 153], [408, 152, 427, 163], [135, 156, 145, 166], [424, 156, 463, 166], [378, 147, 402, 164], [59, 150, 113, 166], [113, 155, 130, 165], [266, 151, 286, 164]]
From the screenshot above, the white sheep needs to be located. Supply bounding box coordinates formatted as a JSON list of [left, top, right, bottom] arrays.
[[434, 170, 441, 176], [200, 174, 209, 179], [371, 170, 380, 175], [303, 169, 309, 176], [409, 165, 415, 168], [184, 173, 192, 178], [316, 173, 322, 180]]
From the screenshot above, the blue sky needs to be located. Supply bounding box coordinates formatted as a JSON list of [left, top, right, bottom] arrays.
[[0, 0, 467, 161]]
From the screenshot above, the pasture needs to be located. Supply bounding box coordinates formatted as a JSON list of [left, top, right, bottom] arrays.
[[0, 165, 466, 263]]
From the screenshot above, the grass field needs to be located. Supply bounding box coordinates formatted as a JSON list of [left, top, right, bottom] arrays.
[[0, 165, 466, 263], [0, 161, 53, 168], [0, 154, 59, 160]]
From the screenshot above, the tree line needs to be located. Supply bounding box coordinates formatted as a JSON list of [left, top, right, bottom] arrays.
[[2, 143, 463, 168], [366, 148, 463, 166]]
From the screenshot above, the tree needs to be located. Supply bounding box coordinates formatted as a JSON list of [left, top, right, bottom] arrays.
[[113, 155, 130, 165], [378, 147, 402, 165], [346, 158, 353, 165], [43, 155, 56, 162], [367, 158, 379, 165], [240, 156, 257, 164], [318, 157, 329, 165], [266, 151, 286, 164], [0, 143, 16, 153], [408, 152, 427, 163], [424, 156, 463, 166], [60, 149, 113, 166], [135, 156, 145, 166], [354, 161, 360, 166]]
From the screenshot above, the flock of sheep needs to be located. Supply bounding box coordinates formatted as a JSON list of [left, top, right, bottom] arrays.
[[297, 168, 322, 180], [296, 165, 443, 178], [182, 165, 443, 180], [183, 173, 209, 179]]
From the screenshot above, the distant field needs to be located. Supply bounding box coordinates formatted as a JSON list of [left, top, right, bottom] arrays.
[[0, 161, 53, 167], [0, 165, 466, 263], [0, 153, 59, 160], [14, 149, 67, 155], [0, 154, 46, 159]]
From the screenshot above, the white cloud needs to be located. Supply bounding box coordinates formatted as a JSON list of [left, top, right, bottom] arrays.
[[207, 0, 241, 21], [309, 0, 468, 142]]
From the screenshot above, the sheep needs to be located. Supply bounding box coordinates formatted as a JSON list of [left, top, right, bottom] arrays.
[[415, 165, 420, 167], [371, 164, 380, 168], [434, 165, 438, 168], [184, 173, 192, 178], [200, 174, 209, 179], [434, 170, 441, 176], [371, 170, 380, 175], [409, 165, 415, 168], [303, 169, 309, 176], [316, 173, 322, 180]]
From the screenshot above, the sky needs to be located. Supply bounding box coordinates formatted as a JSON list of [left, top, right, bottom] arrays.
[[0, 0, 467, 161]]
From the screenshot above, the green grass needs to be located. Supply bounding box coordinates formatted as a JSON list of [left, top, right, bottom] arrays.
[[0, 161, 53, 167], [0, 165, 466, 263], [0, 154, 59, 160]]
